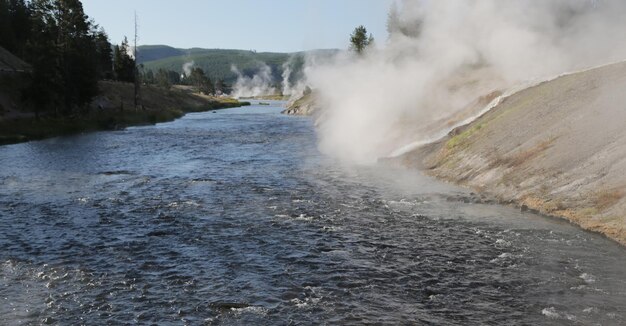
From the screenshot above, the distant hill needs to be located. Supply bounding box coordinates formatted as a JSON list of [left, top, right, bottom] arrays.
[[138, 45, 338, 85], [136, 45, 186, 63]]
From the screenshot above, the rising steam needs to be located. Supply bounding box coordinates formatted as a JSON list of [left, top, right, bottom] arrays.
[[304, 0, 626, 164], [281, 55, 310, 99], [183, 61, 195, 77], [230, 63, 277, 98], [281, 58, 294, 96]]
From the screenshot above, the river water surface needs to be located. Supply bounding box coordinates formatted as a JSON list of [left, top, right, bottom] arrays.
[[1, 102, 626, 325]]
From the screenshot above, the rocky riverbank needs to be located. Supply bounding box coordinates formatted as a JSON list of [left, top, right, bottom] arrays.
[[394, 61, 626, 245], [282, 91, 319, 116]]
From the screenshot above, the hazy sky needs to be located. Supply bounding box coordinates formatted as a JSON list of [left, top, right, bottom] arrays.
[[81, 0, 392, 53]]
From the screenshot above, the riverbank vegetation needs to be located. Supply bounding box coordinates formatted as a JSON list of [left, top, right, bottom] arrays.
[[1, 0, 118, 116], [0, 81, 249, 145], [0, 0, 248, 145]]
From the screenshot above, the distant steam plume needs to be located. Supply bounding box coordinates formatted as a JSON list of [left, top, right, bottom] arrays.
[[281, 55, 309, 99], [231, 63, 277, 98], [281, 58, 294, 96], [183, 61, 195, 77]]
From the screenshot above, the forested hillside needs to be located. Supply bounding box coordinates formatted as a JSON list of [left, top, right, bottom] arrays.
[[139, 46, 295, 84], [139, 46, 339, 86]]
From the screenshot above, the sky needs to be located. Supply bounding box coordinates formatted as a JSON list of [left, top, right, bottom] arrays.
[[81, 0, 392, 53]]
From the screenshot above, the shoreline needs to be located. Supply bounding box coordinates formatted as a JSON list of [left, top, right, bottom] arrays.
[[0, 81, 250, 146]]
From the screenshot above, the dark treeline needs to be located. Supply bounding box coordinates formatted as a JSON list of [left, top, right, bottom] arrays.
[[0, 0, 135, 117], [141, 67, 231, 95]]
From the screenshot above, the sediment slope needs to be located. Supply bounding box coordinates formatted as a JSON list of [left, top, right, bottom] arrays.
[[282, 92, 319, 116], [398, 61, 626, 245]]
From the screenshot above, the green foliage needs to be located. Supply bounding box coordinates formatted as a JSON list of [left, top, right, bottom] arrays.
[[1, 0, 114, 117], [349, 25, 374, 55], [166, 70, 181, 85], [143, 69, 155, 84], [140, 47, 340, 90], [94, 29, 113, 79], [188, 67, 214, 95], [141, 47, 296, 85], [21, 0, 102, 115], [215, 78, 230, 95], [0, 110, 184, 145], [136, 44, 185, 62], [143, 68, 180, 89], [0, 82, 250, 145], [155, 68, 172, 89], [113, 37, 135, 82], [55, 0, 99, 111], [446, 123, 485, 150], [0, 0, 31, 56], [25, 0, 63, 115]]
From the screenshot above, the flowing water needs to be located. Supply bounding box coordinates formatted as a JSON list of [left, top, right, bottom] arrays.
[[1, 102, 625, 325]]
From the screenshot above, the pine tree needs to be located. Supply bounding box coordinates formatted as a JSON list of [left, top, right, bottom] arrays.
[[0, 0, 30, 54], [113, 37, 135, 82], [215, 78, 230, 95], [55, 0, 99, 112], [349, 25, 374, 55], [1, 0, 114, 116], [26, 0, 64, 116], [189, 67, 214, 95], [166, 70, 180, 85], [143, 69, 154, 84], [155, 68, 171, 89], [94, 28, 112, 79]]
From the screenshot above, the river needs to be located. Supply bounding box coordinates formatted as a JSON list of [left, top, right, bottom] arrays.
[[1, 102, 625, 325]]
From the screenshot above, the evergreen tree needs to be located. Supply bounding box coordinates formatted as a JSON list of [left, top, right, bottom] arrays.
[[215, 78, 230, 95], [155, 68, 171, 89], [349, 25, 374, 55], [55, 0, 99, 112], [22, 0, 102, 115], [189, 67, 214, 95], [0, 0, 31, 55], [2, 0, 115, 116], [113, 37, 135, 82], [25, 0, 63, 116], [167, 70, 180, 85], [143, 69, 154, 84], [0, 0, 15, 50], [94, 28, 113, 79]]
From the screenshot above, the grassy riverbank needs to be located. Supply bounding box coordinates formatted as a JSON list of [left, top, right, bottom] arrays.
[[0, 81, 249, 145]]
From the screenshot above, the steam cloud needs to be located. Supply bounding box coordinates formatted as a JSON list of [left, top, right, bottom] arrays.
[[231, 63, 277, 98], [281, 58, 294, 96], [305, 0, 626, 164], [282, 55, 310, 100], [127, 45, 136, 59], [183, 61, 195, 77]]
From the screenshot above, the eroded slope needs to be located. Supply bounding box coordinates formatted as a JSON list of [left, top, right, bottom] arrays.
[[399, 62, 626, 244]]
